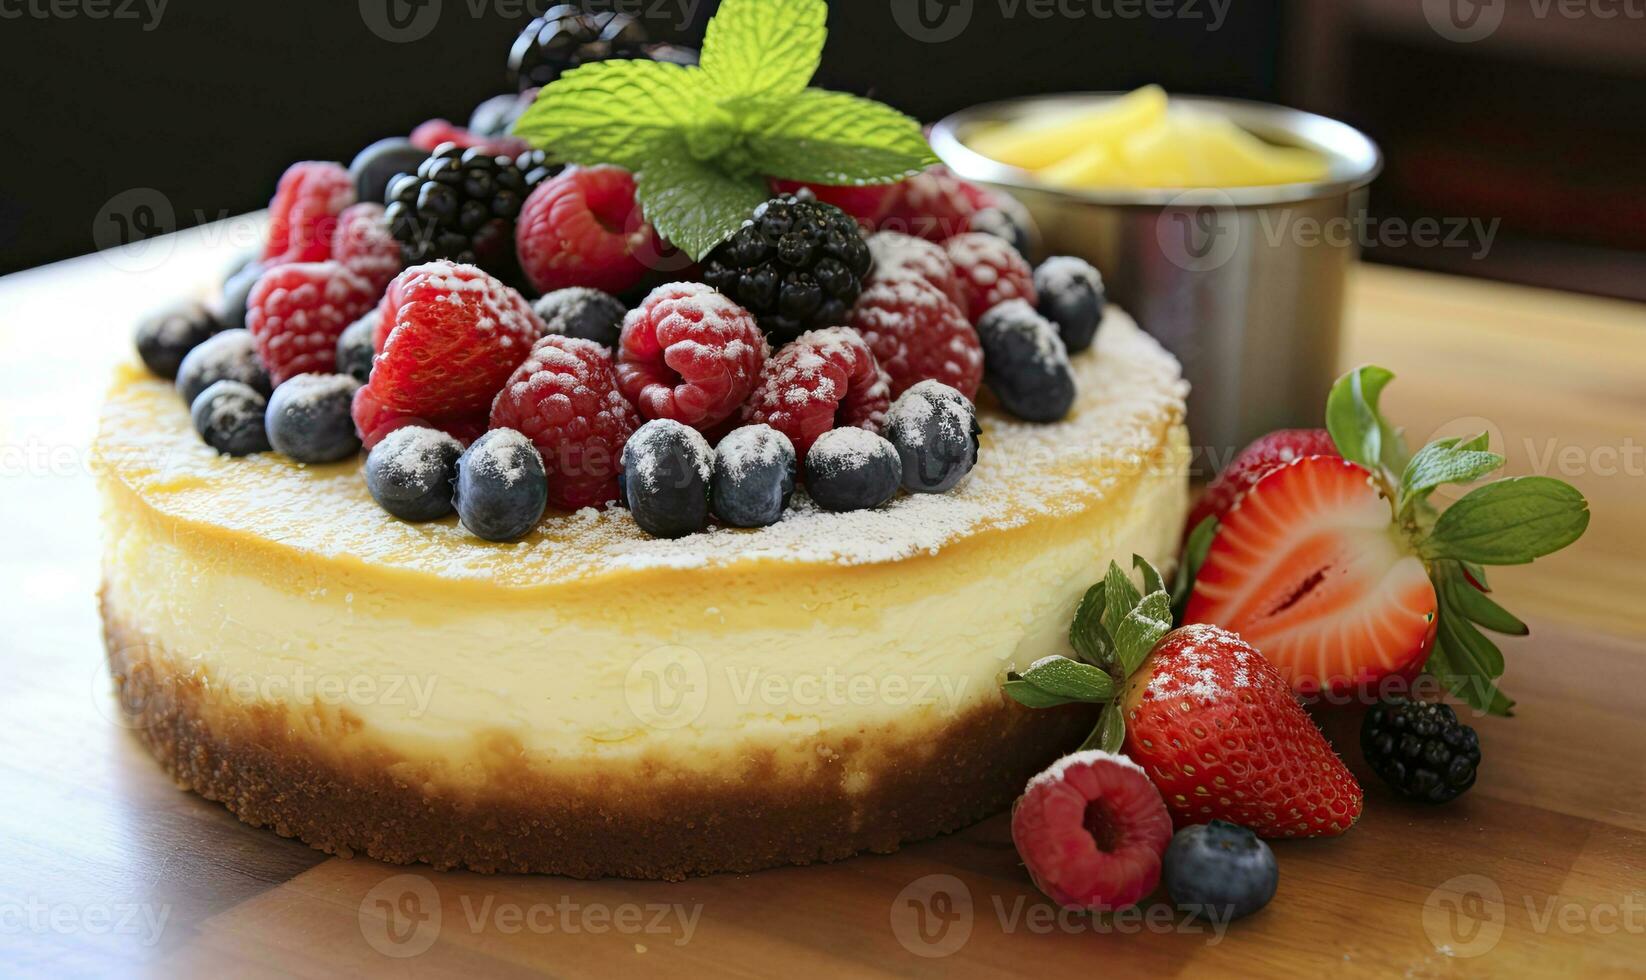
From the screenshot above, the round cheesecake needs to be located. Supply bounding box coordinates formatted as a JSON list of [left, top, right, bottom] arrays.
[[95, 309, 1189, 880]]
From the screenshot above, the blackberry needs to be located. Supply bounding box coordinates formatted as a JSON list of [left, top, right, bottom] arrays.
[[507, 6, 697, 91], [1361, 698, 1481, 804], [512, 149, 562, 191], [383, 144, 529, 280], [702, 195, 872, 345]]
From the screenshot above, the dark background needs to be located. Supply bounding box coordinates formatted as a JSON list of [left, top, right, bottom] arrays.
[[2, 0, 1643, 298]]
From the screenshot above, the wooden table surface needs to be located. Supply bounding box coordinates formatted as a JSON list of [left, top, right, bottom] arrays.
[[2, 225, 1643, 978]]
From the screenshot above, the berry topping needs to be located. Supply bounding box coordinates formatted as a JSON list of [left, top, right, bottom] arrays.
[[1033, 256, 1105, 355], [265, 373, 363, 464], [507, 7, 653, 90], [616, 283, 768, 430], [385, 144, 531, 280], [968, 191, 1041, 260], [711, 424, 796, 528], [190, 380, 270, 457], [701, 195, 872, 345], [803, 427, 901, 513], [262, 161, 355, 266], [945, 231, 1037, 322], [135, 301, 219, 379], [742, 327, 891, 459], [355, 262, 544, 447], [620, 418, 714, 538], [489, 334, 640, 511], [865, 230, 965, 308], [1161, 820, 1279, 921], [1361, 697, 1481, 804], [533, 287, 627, 348], [335, 311, 377, 383], [770, 180, 899, 229], [453, 428, 549, 542], [848, 273, 982, 400], [468, 91, 537, 140], [974, 299, 1076, 422], [876, 167, 988, 242], [246, 261, 379, 386], [330, 202, 404, 295], [885, 380, 979, 494], [1184, 428, 1338, 534], [365, 425, 464, 522], [408, 119, 529, 158], [214, 258, 265, 333], [515, 165, 662, 297], [347, 137, 428, 207], [176, 329, 270, 406], [1011, 750, 1174, 911]]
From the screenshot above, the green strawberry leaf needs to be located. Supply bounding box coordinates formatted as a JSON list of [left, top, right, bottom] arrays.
[[1080, 702, 1127, 753], [1435, 560, 1528, 636], [633, 150, 770, 261], [1113, 591, 1173, 677], [744, 89, 936, 185], [1003, 678, 1085, 709], [1102, 562, 1142, 645], [1425, 638, 1514, 717], [1325, 365, 1408, 477], [1069, 580, 1115, 669], [1015, 656, 1116, 702], [1172, 515, 1218, 621], [512, 60, 704, 170], [700, 0, 826, 105], [1134, 554, 1166, 598], [1399, 435, 1505, 515], [1420, 477, 1590, 565]]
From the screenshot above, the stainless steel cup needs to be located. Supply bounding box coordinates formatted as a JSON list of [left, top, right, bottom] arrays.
[[931, 95, 1382, 470]]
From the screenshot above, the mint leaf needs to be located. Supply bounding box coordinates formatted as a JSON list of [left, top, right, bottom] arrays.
[[1016, 656, 1116, 702], [1113, 591, 1173, 677], [1133, 554, 1166, 598], [1421, 477, 1590, 565], [1080, 702, 1127, 753], [744, 89, 936, 185], [1399, 435, 1504, 514], [1003, 678, 1083, 709], [513, 60, 703, 170], [1325, 366, 1406, 476], [701, 0, 826, 105], [1069, 581, 1114, 669], [1102, 562, 1142, 644], [1172, 515, 1218, 621], [633, 151, 769, 260], [1435, 560, 1528, 635]]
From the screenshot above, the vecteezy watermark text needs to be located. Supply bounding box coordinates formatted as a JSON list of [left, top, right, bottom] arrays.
[[0, 0, 166, 30], [892, 0, 1230, 42], [0, 898, 171, 946]]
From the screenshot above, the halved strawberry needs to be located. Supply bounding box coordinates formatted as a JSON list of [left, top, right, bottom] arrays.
[[1184, 455, 1438, 695], [1186, 427, 1338, 534]]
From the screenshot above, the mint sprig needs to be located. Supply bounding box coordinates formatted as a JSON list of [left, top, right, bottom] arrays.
[[512, 0, 936, 260]]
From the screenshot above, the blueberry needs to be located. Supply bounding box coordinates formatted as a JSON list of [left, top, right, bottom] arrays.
[[336, 310, 378, 383], [532, 288, 627, 348], [349, 137, 430, 206], [468, 92, 530, 139], [886, 381, 980, 494], [969, 192, 1040, 262], [1034, 256, 1105, 354], [975, 299, 1076, 423], [176, 329, 270, 405], [620, 419, 713, 538], [711, 424, 795, 527], [190, 380, 270, 456], [365, 425, 464, 522], [135, 301, 220, 379], [265, 374, 362, 463], [214, 259, 266, 332], [804, 428, 901, 512], [1162, 820, 1279, 921], [453, 429, 548, 542]]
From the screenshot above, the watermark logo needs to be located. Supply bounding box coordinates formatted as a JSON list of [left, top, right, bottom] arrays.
[[624, 644, 709, 729], [1422, 874, 1506, 958], [359, 874, 442, 958], [360, 0, 443, 43], [1423, 0, 1507, 41], [92, 188, 177, 274], [890, 0, 974, 42], [1156, 189, 1239, 272], [890, 874, 974, 957]]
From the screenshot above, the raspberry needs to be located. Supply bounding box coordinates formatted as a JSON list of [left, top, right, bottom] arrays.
[[1011, 750, 1175, 911], [616, 283, 768, 430], [742, 327, 891, 459], [866, 231, 965, 309], [515, 165, 663, 297], [330, 203, 403, 296], [770, 179, 898, 229], [246, 262, 378, 386], [353, 262, 544, 447], [849, 274, 982, 400], [409, 119, 529, 158], [945, 232, 1037, 322], [262, 162, 355, 266], [490, 335, 641, 511], [876, 167, 984, 242]]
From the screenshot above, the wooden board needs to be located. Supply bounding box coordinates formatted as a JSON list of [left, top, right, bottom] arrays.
[[1, 227, 1643, 977]]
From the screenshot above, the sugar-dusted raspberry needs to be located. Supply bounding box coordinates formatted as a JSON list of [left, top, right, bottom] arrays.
[[742, 327, 891, 459], [515, 165, 664, 297], [262, 161, 355, 266], [490, 335, 641, 511], [330, 203, 403, 296], [616, 283, 768, 431], [409, 119, 530, 158], [770, 179, 898, 229], [876, 167, 984, 242], [866, 231, 966, 309], [1012, 750, 1175, 911], [354, 262, 544, 448], [945, 232, 1037, 322], [246, 262, 378, 385], [849, 273, 982, 400]]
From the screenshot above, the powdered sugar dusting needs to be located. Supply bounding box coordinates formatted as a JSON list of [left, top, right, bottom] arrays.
[[716, 424, 793, 482], [374, 425, 462, 484], [1025, 749, 1149, 793], [1036, 255, 1103, 295], [466, 429, 539, 488], [624, 419, 713, 493], [805, 426, 895, 479]]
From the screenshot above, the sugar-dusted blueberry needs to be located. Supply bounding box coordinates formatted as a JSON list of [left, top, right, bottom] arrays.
[[336, 310, 378, 383], [365, 425, 464, 522], [970, 192, 1041, 263], [348, 136, 429, 206], [886, 380, 980, 494], [266, 373, 363, 463], [620, 418, 713, 538], [711, 424, 796, 528], [453, 428, 549, 542], [1162, 820, 1279, 921], [214, 258, 266, 332], [533, 287, 627, 348], [135, 301, 220, 379], [804, 427, 901, 513], [975, 299, 1076, 423], [176, 328, 271, 405], [1034, 256, 1105, 354], [190, 380, 270, 456]]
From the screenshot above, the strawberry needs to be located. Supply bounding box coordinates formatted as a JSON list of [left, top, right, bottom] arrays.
[[1186, 427, 1338, 535], [1184, 455, 1439, 695]]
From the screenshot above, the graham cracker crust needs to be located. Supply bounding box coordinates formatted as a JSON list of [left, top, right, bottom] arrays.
[[101, 588, 1094, 880]]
